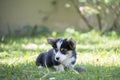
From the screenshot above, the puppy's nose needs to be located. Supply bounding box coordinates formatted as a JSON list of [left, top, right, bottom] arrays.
[[56, 57, 60, 61]]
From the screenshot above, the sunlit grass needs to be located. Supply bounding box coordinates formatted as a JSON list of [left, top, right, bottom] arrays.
[[77, 53, 120, 66], [0, 30, 120, 80]]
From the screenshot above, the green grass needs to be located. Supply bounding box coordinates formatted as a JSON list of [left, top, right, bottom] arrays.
[[0, 29, 120, 80]]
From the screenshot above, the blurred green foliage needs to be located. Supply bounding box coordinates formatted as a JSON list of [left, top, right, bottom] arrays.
[[66, 0, 120, 30]]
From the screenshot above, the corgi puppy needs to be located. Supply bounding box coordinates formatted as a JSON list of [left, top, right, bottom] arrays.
[[36, 38, 76, 71]]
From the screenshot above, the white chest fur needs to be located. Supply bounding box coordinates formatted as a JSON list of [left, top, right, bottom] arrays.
[[54, 57, 75, 71], [62, 57, 75, 67]]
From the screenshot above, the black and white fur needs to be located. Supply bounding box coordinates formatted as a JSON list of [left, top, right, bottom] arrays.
[[36, 38, 76, 71]]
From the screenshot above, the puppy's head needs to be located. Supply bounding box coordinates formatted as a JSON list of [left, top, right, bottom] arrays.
[[47, 38, 76, 62]]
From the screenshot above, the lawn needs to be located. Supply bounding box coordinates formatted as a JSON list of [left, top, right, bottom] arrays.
[[0, 29, 120, 80]]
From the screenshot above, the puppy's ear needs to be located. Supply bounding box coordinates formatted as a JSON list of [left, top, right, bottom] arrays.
[[67, 38, 76, 49], [47, 38, 57, 45]]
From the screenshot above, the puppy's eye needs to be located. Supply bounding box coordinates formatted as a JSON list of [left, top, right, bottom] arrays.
[[60, 48, 67, 52], [60, 48, 64, 51]]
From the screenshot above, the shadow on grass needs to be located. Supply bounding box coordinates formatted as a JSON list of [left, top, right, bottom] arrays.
[[0, 62, 120, 80]]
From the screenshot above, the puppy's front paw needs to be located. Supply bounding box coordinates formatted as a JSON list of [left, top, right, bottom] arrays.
[[54, 64, 64, 71], [65, 64, 74, 70], [38, 66, 43, 69]]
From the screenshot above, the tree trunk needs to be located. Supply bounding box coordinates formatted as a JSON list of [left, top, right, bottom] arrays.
[[96, 14, 102, 30], [70, 0, 93, 30]]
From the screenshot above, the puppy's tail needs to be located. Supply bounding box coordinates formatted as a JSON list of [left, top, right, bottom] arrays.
[[74, 66, 86, 72]]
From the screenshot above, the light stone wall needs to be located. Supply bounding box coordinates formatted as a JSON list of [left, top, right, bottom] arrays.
[[0, 0, 118, 35]]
